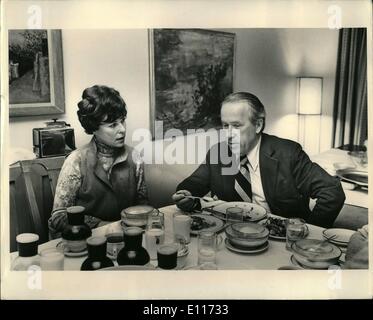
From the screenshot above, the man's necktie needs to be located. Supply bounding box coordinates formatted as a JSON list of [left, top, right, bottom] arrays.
[[234, 157, 252, 202]]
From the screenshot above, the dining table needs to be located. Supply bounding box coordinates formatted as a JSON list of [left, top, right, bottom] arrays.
[[11, 148, 364, 271], [10, 204, 346, 271]]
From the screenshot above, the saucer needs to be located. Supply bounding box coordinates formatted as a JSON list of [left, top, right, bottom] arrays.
[[290, 255, 312, 269], [322, 228, 355, 246], [56, 241, 88, 258], [224, 238, 269, 254]]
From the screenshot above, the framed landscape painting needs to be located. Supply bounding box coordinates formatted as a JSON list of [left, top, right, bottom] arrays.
[[8, 29, 65, 117], [149, 29, 235, 139]]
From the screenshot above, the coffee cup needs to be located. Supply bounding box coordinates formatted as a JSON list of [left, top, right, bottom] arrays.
[[157, 244, 178, 270]]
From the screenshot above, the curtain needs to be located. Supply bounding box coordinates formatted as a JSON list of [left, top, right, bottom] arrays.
[[332, 28, 367, 149]]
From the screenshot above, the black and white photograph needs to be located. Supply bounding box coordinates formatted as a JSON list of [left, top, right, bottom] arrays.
[[1, 0, 371, 301]]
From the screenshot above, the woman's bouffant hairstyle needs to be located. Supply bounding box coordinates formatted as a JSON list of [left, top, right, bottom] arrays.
[[77, 85, 127, 134]]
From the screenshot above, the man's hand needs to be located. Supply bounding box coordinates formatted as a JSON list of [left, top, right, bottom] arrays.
[[172, 190, 197, 212]]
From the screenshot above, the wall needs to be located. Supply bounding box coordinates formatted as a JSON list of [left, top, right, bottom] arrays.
[[9, 29, 150, 151], [9, 28, 338, 150], [226, 28, 339, 154], [8, 28, 339, 206]]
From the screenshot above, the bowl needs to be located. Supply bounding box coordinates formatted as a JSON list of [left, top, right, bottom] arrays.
[[120, 205, 156, 229], [231, 222, 269, 238], [225, 223, 269, 248], [291, 239, 341, 269]]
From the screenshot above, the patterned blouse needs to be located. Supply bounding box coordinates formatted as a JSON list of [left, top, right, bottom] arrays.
[[48, 138, 148, 239]]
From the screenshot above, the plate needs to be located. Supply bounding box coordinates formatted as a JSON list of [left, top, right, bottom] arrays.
[[292, 239, 342, 261], [336, 169, 368, 187], [268, 234, 287, 240], [290, 255, 330, 269], [322, 228, 355, 245], [333, 162, 355, 171], [208, 202, 267, 222], [56, 241, 88, 258], [290, 255, 313, 269], [190, 214, 225, 235], [258, 217, 287, 240], [224, 238, 269, 254]]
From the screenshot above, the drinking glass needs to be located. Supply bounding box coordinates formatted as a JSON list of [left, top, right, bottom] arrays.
[[286, 218, 309, 251], [145, 209, 165, 260], [226, 207, 244, 225], [173, 214, 192, 244], [197, 231, 223, 269], [40, 247, 64, 270]]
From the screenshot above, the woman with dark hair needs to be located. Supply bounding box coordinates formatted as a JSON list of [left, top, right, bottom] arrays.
[[48, 85, 148, 238]]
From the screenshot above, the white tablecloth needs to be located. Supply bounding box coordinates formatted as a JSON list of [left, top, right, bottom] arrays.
[[11, 205, 333, 271]]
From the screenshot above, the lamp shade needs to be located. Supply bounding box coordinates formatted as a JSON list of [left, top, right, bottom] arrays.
[[297, 77, 322, 115]]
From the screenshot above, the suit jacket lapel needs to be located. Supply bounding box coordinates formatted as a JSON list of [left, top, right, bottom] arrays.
[[259, 134, 279, 207]]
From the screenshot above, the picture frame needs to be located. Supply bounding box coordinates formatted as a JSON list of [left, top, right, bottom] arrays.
[[149, 29, 235, 139], [9, 29, 65, 117]]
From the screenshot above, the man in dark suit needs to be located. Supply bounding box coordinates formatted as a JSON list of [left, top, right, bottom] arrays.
[[172, 92, 345, 228]]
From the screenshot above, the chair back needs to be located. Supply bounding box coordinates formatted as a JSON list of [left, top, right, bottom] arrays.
[[9, 159, 60, 252]]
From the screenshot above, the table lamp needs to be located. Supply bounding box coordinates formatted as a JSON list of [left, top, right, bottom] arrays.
[[297, 77, 323, 155]]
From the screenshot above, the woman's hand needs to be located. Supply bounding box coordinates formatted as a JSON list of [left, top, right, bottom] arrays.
[[172, 190, 197, 212]]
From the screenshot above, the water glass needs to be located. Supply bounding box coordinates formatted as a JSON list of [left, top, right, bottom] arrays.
[[197, 231, 223, 269], [173, 214, 192, 244], [226, 207, 244, 225], [40, 248, 64, 270], [286, 218, 309, 251]]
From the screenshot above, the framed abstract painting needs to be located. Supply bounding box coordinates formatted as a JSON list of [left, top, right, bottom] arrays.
[[149, 29, 235, 139]]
